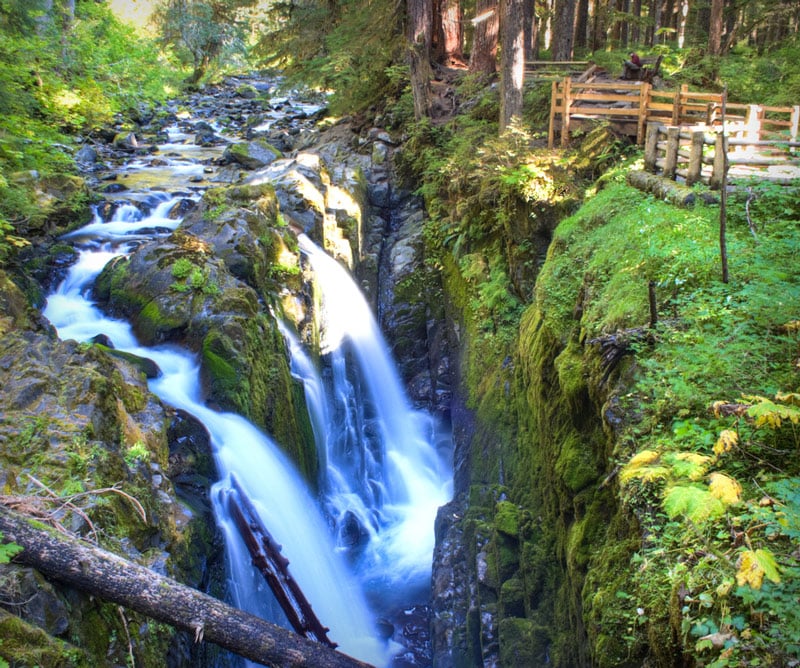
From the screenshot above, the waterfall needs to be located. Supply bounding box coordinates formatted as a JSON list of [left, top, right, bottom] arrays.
[[38, 87, 452, 666], [42, 199, 386, 666], [295, 235, 453, 612]]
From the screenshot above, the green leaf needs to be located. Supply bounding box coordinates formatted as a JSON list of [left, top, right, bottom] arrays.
[[663, 484, 726, 524]]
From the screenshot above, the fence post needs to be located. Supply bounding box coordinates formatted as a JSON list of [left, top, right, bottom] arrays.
[[561, 78, 572, 148], [687, 130, 705, 185], [644, 123, 660, 172], [548, 79, 559, 148], [745, 104, 761, 143], [637, 83, 651, 144], [791, 105, 800, 150], [671, 88, 681, 125], [663, 126, 680, 180], [710, 131, 725, 189]]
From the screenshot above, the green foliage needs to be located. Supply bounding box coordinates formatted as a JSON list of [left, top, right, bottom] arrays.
[[0, 531, 22, 564], [124, 440, 150, 468], [0, 2, 178, 268], [253, 0, 404, 115], [152, 0, 257, 84]]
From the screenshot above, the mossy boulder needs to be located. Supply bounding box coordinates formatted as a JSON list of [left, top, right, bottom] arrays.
[[0, 311, 222, 665], [181, 182, 300, 299], [223, 139, 281, 169], [92, 225, 317, 481]]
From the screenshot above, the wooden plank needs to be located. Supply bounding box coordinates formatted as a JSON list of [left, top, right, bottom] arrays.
[[570, 92, 643, 103]]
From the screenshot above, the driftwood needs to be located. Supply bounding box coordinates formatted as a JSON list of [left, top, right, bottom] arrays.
[[627, 169, 698, 207], [0, 505, 374, 668], [227, 475, 336, 648]]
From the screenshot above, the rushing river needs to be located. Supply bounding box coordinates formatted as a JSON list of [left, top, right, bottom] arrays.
[[42, 87, 452, 667]]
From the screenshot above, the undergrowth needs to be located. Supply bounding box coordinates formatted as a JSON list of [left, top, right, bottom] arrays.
[[588, 175, 800, 666]]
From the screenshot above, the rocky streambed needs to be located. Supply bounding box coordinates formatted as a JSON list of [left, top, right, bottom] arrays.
[[0, 75, 455, 667]]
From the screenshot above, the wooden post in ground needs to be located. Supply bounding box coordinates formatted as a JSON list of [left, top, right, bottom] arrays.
[[790, 105, 799, 150], [670, 89, 681, 125], [745, 104, 762, 143], [710, 131, 725, 189], [560, 77, 572, 147], [548, 79, 558, 148], [663, 126, 680, 179], [687, 130, 706, 185], [644, 123, 660, 172], [637, 83, 651, 144]]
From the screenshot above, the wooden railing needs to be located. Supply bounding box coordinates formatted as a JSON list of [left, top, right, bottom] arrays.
[[549, 81, 800, 148], [644, 121, 800, 186]]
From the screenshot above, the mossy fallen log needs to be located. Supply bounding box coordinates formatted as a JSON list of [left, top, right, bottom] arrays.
[[626, 170, 697, 207], [0, 505, 374, 668]]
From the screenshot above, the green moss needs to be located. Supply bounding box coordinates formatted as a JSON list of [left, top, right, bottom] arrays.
[[494, 500, 520, 537], [0, 609, 90, 667], [498, 617, 550, 667], [554, 432, 597, 494], [138, 300, 185, 340]]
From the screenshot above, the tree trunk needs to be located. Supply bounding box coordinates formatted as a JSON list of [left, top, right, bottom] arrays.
[[408, 0, 434, 118], [433, 0, 465, 65], [575, 0, 589, 49], [523, 0, 536, 59], [469, 0, 499, 74], [708, 0, 724, 55], [552, 0, 577, 60], [631, 0, 642, 44], [0, 506, 374, 668], [500, 0, 525, 132]]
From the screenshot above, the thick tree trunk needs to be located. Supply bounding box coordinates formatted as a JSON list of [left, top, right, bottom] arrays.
[[408, 0, 434, 118], [0, 506, 373, 668], [552, 0, 576, 60], [469, 0, 499, 74], [433, 0, 465, 65], [708, 0, 724, 55], [499, 0, 525, 132]]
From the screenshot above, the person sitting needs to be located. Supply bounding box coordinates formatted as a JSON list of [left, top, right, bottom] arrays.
[[623, 52, 642, 80]]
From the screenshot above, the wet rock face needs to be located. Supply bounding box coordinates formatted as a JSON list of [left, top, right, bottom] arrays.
[[0, 274, 225, 665]]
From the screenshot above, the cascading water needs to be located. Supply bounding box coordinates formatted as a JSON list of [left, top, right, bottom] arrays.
[[293, 237, 453, 614], [39, 86, 452, 667], [43, 204, 385, 665]]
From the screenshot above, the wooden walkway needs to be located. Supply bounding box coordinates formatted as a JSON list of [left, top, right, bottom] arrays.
[[547, 77, 800, 184]]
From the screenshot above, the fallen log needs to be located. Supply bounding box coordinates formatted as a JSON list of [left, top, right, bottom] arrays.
[[0, 505, 374, 668], [627, 169, 697, 207], [227, 474, 336, 648]]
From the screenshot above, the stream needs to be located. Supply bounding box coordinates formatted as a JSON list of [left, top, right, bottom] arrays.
[[41, 79, 452, 667]]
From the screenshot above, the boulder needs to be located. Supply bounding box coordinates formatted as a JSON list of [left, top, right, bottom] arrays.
[[223, 139, 281, 169]]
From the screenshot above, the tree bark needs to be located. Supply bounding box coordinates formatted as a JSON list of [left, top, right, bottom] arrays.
[[500, 0, 525, 132], [0, 506, 374, 668], [708, 0, 724, 55], [552, 0, 576, 60], [408, 0, 434, 118], [433, 0, 465, 65], [469, 0, 499, 74]]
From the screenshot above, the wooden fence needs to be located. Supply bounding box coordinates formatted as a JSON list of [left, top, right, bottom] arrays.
[[549, 82, 731, 147], [644, 121, 800, 187], [549, 79, 800, 184]]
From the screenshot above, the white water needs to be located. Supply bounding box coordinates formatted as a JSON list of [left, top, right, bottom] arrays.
[[42, 196, 386, 666], [295, 236, 453, 611], [40, 104, 452, 664]]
